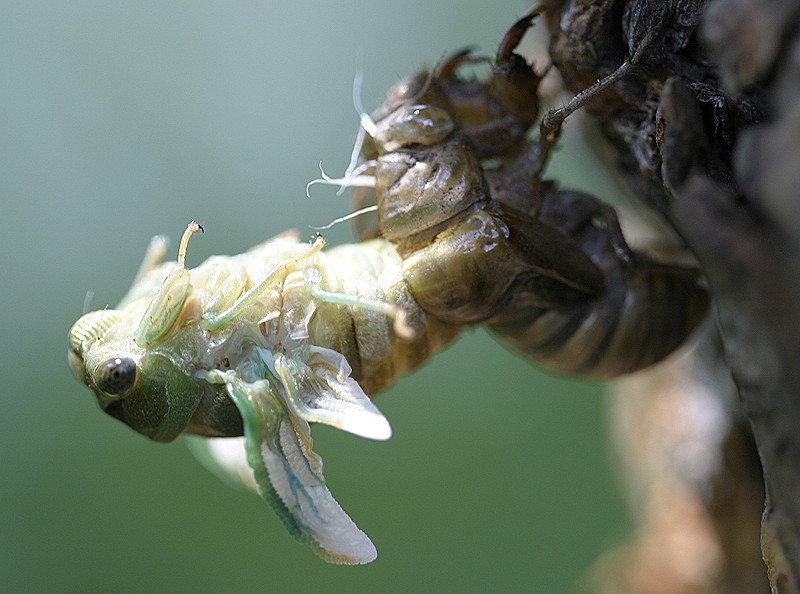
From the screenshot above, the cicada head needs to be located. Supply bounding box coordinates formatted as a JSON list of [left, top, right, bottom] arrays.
[[69, 224, 251, 442], [377, 71, 443, 119], [68, 300, 206, 443]]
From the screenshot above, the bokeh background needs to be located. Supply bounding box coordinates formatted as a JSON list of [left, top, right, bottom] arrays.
[[1, 2, 630, 591]]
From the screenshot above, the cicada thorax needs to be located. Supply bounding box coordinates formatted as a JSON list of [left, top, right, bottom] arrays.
[[187, 235, 460, 399]]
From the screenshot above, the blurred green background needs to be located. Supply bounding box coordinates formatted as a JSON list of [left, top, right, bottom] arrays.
[[1, 1, 630, 591]]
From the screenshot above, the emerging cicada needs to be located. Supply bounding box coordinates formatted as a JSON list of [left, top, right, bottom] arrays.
[[68, 10, 710, 568], [68, 223, 457, 564]]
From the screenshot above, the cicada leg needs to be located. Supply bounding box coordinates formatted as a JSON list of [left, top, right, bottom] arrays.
[[303, 263, 414, 340], [115, 235, 170, 309], [539, 190, 636, 267], [199, 236, 325, 331], [130, 235, 169, 288]]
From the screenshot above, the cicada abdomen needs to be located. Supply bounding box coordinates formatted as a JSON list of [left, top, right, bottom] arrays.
[[68, 225, 457, 565]]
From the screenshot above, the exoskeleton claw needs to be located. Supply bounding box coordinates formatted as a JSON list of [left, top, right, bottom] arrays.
[[495, 8, 542, 67]]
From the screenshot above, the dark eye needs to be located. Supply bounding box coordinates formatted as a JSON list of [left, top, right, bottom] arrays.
[[96, 357, 138, 396]]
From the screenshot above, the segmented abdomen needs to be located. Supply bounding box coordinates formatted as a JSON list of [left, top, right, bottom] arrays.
[[305, 239, 460, 394], [489, 262, 709, 379]]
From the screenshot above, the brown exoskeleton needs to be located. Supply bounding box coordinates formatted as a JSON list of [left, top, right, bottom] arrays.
[[338, 12, 709, 378]]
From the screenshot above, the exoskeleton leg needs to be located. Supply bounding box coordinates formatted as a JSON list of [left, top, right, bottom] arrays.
[[492, 9, 545, 124], [445, 10, 545, 158], [539, 27, 657, 144], [538, 190, 635, 267]]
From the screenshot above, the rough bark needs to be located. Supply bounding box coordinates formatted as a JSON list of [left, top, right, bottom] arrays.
[[546, 0, 800, 590]]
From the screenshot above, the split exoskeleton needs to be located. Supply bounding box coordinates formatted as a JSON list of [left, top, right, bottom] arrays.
[[347, 12, 709, 378], [68, 12, 709, 567]]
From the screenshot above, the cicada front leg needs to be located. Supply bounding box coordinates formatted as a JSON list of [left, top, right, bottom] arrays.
[[116, 233, 170, 306]]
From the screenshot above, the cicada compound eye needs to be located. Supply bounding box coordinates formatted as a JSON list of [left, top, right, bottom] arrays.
[[95, 356, 139, 396]]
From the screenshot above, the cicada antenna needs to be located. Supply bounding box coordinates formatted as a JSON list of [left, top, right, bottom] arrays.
[[177, 221, 203, 269], [94, 304, 110, 348]]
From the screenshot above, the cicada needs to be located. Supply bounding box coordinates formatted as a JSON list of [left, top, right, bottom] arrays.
[[68, 10, 710, 568], [68, 223, 457, 564]]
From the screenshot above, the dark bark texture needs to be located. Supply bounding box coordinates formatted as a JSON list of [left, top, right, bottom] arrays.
[[545, 0, 800, 591]]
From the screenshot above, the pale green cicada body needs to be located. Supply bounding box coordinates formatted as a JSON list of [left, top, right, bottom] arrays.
[[68, 223, 457, 564]]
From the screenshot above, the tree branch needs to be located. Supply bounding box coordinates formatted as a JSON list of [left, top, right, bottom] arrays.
[[548, 0, 800, 588]]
